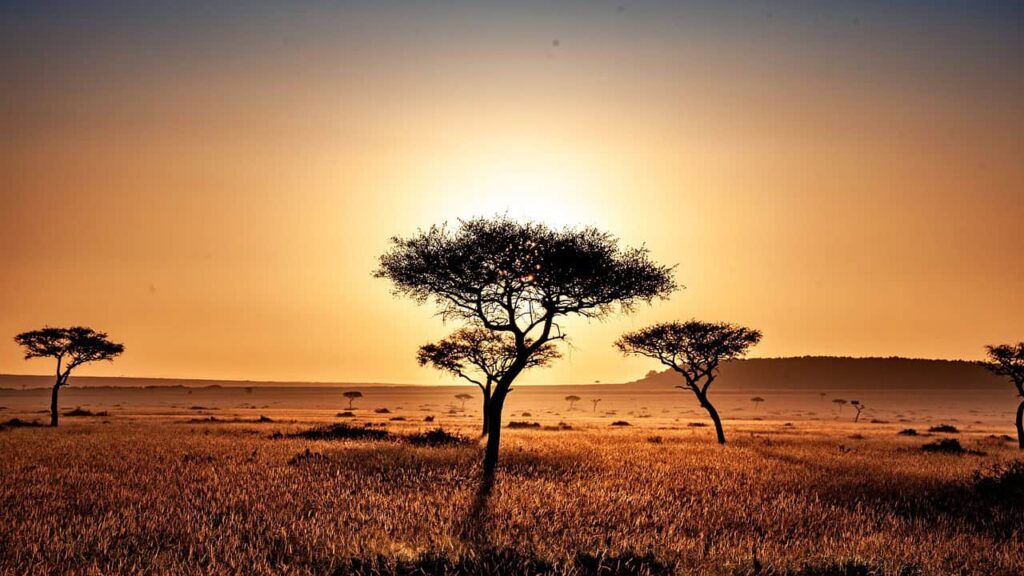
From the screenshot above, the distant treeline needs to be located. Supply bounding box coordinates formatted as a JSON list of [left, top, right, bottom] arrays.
[[633, 356, 1004, 391]]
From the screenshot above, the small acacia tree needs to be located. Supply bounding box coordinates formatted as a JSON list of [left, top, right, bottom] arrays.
[[616, 320, 761, 444], [376, 217, 676, 478], [832, 398, 847, 415], [591, 398, 602, 412], [418, 327, 559, 436], [14, 326, 124, 427], [751, 396, 765, 412], [565, 395, 581, 410], [982, 342, 1024, 449], [851, 400, 866, 423], [343, 390, 363, 410], [455, 393, 473, 410]]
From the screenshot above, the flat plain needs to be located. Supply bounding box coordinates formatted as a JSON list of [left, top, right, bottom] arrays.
[[1, 384, 1021, 575]]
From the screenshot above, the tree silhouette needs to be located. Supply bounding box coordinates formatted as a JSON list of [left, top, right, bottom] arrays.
[[14, 326, 124, 427], [343, 390, 363, 410], [982, 342, 1024, 449], [850, 400, 865, 423], [455, 393, 473, 411], [616, 320, 761, 444], [377, 217, 676, 478], [751, 396, 765, 412], [418, 327, 560, 435], [591, 398, 602, 412], [832, 398, 847, 416], [565, 395, 581, 410]]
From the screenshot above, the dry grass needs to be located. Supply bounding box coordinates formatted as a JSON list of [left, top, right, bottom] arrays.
[[0, 419, 1021, 575]]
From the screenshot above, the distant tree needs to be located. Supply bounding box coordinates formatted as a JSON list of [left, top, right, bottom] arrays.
[[14, 327, 124, 427], [343, 390, 363, 410], [982, 342, 1024, 449], [616, 320, 761, 444], [850, 400, 865, 423], [565, 395, 581, 410], [454, 393, 473, 411], [591, 398, 602, 412], [751, 396, 765, 412], [376, 217, 676, 479], [418, 327, 560, 435], [832, 398, 847, 416]]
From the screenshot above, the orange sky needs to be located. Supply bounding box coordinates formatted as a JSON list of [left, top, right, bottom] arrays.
[[2, 1, 1022, 384]]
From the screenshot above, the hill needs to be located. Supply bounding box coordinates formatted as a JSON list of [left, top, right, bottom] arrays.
[[629, 356, 1004, 391]]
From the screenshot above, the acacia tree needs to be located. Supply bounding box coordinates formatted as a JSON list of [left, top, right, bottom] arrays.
[[615, 320, 761, 444], [343, 390, 363, 409], [455, 393, 473, 410], [565, 395, 581, 410], [832, 398, 847, 416], [851, 400, 866, 423], [14, 327, 124, 427], [591, 398, 602, 412], [982, 342, 1024, 449], [750, 396, 765, 412], [418, 327, 559, 436], [376, 217, 676, 478]]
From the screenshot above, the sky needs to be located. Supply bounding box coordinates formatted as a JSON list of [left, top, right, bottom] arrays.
[[1, 1, 1022, 384]]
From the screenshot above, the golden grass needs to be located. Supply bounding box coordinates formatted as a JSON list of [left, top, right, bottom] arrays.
[[0, 419, 1021, 575]]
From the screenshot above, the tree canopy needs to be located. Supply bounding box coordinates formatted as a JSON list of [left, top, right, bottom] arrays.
[[615, 320, 761, 394], [15, 326, 124, 376], [983, 343, 1024, 391], [376, 217, 678, 343], [416, 327, 560, 388]]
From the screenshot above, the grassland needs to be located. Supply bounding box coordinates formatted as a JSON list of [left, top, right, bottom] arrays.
[[1, 409, 1021, 576]]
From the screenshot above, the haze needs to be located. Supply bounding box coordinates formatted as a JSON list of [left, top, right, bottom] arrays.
[[2, 1, 1022, 383]]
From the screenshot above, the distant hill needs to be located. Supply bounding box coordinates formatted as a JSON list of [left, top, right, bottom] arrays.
[[628, 356, 1005, 391]]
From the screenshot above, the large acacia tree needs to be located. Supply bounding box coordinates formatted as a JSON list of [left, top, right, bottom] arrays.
[[418, 327, 560, 436], [376, 217, 676, 478], [14, 326, 124, 427], [616, 320, 761, 444], [982, 342, 1024, 449]]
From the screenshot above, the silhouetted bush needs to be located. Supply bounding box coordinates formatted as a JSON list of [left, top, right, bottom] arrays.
[[928, 424, 959, 433], [647, 435, 663, 444], [257, 415, 274, 423], [423, 415, 435, 422], [290, 423, 391, 441], [336, 411, 355, 418], [65, 407, 107, 417], [898, 429, 919, 436], [611, 421, 631, 427], [970, 461, 1024, 505], [374, 408, 391, 414], [687, 422, 707, 427], [405, 427, 472, 447], [389, 416, 406, 421], [0, 418, 43, 430], [507, 421, 541, 429], [921, 439, 966, 454]]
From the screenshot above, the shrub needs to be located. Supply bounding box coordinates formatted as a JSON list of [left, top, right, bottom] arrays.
[[898, 429, 919, 436], [611, 420, 631, 427], [687, 422, 707, 428], [0, 418, 43, 430], [374, 408, 391, 414], [336, 411, 355, 418], [928, 424, 959, 433], [405, 427, 472, 447], [921, 439, 965, 454], [423, 415, 435, 422], [289, 423, 391, 441], [507, 421, 541, 429]]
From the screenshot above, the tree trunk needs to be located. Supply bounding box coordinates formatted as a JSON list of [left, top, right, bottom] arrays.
[[1016, 399, 1023, 450], [50, 383, 61, 427], [700, 396, 725, 444], [483, 394, 505, 479], [481, 393, 490, 437]]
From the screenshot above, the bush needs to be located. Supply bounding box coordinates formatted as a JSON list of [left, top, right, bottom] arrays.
[[970, 461, 1024, 505], [374, 408, 391, 414], [289, 423, 391, 441], [423, 415, 435, 422], [507, 421, 541, 429], [921, 439, 965, 454], [897, 429, 918, 436], [336, 411, 355, 418], [611, 421, 631, 427], [405, 427, 472, 447], [687, 422, 707, 427], [928, 424, 959, 433], [0, 418, 43, 430]]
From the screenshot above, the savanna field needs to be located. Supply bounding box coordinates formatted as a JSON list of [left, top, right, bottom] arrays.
[[2, 396, 1022, 576]]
